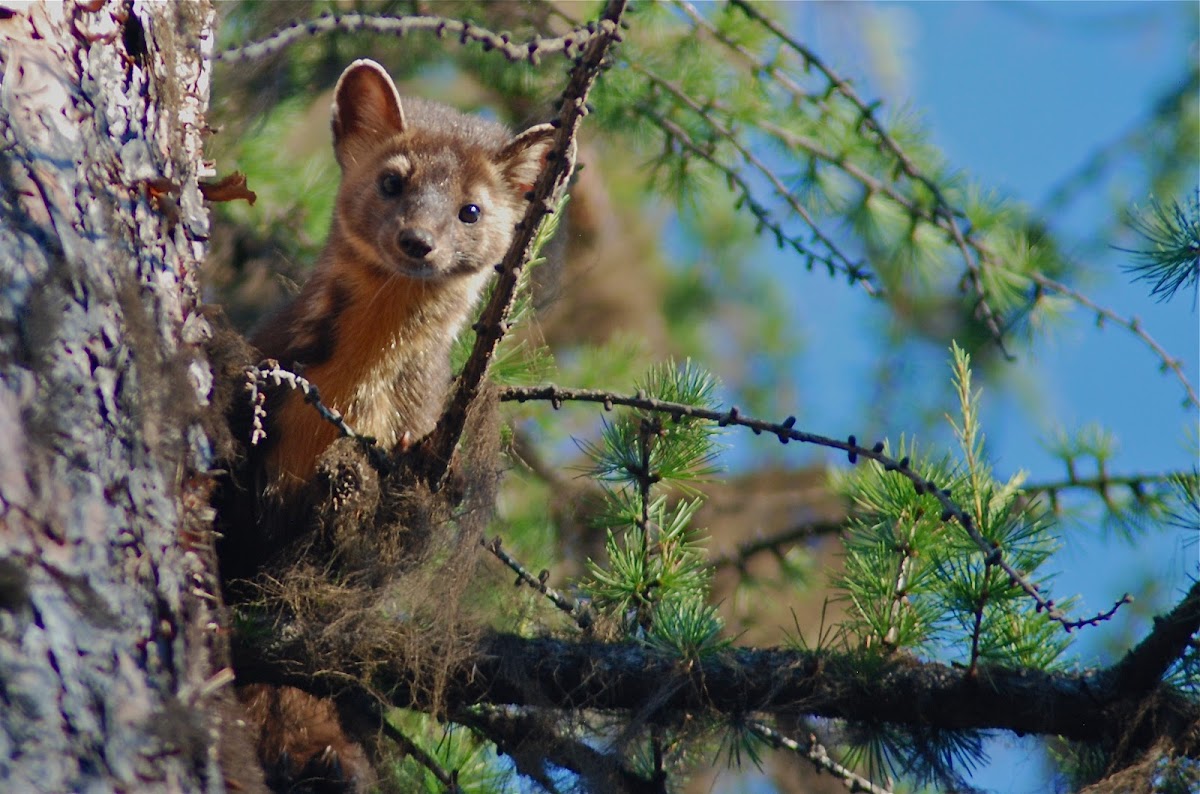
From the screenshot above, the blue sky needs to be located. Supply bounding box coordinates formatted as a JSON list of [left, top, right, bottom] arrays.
[[759, 3, 1197, 792]]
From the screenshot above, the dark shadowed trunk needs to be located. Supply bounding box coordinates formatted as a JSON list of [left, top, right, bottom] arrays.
[[0, 2, 251, 791]]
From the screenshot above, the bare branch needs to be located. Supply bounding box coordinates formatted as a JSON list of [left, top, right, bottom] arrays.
[[499, 383, 1130, 632], [233, 629, 1200, 753], [244, 362, 365, 444], [461, 706, 660, 794], [750, 721, 893, 794], [483, 535, 594, 630], [216, 12, 602, 66], [1110, 578, 1200, 694], [708, 519, 844, 572], [418, 0, 629, 491], [1025, 470, 1197, 499], [1030, 272, 1199, 409], [379, 720, 458, 790]]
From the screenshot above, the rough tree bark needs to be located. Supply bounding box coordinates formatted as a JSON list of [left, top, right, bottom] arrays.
[[0, 2, 239, 791]]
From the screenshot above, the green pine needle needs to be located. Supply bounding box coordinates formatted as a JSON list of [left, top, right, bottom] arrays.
[[1122, 191, 1200, 303]]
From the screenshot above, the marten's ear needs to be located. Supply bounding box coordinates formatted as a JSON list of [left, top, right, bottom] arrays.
[[498, 123, 558, 195], [331, 60, 406, 169]]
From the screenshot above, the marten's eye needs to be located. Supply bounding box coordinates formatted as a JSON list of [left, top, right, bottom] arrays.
[[378, 173, 404, 197], [458, 204, 481, 224]]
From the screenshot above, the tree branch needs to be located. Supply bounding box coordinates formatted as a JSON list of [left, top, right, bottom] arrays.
[[216, 12, 603, 66], [245, 362, 364, 445], [708, 519, 844, 572], [460, 706, 660, 794], [499, 383, 1130, 632], [483, 534, 594, 630], [750, 721, 893, 794], [670, 0, 1198, 405], [1025, 469, 1196, 499], [417, 0, 628, 492], [379, 719, 457, 789], [1029, 272, 1198, 409], [723, 0, 1012, 360], [232, 628, 1199, 755], [631, 63, 877, 293], [1110, 578, 1200, 694]]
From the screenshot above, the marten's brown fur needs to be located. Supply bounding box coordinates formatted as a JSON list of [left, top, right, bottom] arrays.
[[220, 59, 554, 793], [255, 59, 553, 493]]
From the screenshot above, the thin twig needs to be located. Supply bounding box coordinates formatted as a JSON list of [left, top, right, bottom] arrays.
[[708, 519, 844, 571], [632, 64, 877, 293], [459, 705, 650, 793], [244, 362, 364, 444], [380, 720, 458, 790], [483, 535, 593, 631], [499, 384, 1131, 632], [967, 567, 991, 676], [509, 429, 572, 488], [216, 12, 602, 65], [750, 721, 893, 794], [1027, 470, 1195, 495], [637, 418, 655, 566], [722, 0, 1012, 359], [419, 0, 629, 492], [755, 117, 952, 238], [1030, 272, 1199, 408], [1110, 578, 1200, 693], [652, 113, 874, 290]]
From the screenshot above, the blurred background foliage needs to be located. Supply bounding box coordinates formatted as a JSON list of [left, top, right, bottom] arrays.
[[206, 2, 1198, 792]]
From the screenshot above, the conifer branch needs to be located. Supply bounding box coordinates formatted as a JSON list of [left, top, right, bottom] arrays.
[[1029, 272, 1198, 408], [632, 64, 878, 292], [420, 0, 628, 492], [721, 0, 1012, 360], [966, 569, 991, 675], [708, 519, 845, 572], [1110, 578, 1200, 694], [1121, 193, 1200, 303], [651, 113, 874, 290], [453, 710, 564, 793], [1025, 470, 1197, 499], [673, 0, 1197, 397], [483, 535, 593, 630], [750, 721, 893, 794], [380, 720, 458, 790], [245, 362, 364, 444], [234, 629, 1200, 754], [215, 12, 603, 65], [460, 706, 656, 794], [499, 384, 1131, 632]]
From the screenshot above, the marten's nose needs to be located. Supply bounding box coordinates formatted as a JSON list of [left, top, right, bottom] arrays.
[[398, 228, 435, 259]]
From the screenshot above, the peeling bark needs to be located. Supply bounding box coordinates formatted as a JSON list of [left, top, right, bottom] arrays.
[[0, 1, 239, 791]]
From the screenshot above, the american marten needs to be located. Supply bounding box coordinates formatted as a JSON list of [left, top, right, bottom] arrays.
[[254, 58, 554, 493], [221, 58, 555, 792]]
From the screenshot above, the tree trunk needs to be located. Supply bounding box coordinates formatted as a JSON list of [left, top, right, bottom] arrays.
[[0, 2, 244, 790]]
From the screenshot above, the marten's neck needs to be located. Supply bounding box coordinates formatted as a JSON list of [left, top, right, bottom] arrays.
[[254, 236, 487, 489]]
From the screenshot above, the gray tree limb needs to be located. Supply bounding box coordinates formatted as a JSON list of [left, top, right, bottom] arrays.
[[234, 624, 1199, 761]]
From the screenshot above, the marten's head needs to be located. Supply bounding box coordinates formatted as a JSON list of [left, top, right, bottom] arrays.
[[329, 59, 554, 283]]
